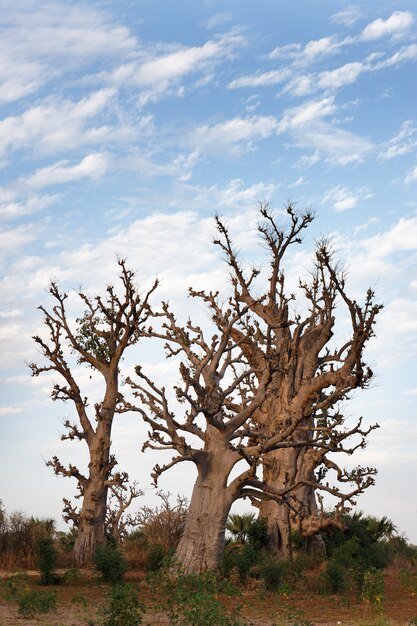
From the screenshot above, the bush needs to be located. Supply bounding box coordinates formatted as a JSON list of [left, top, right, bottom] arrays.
[[247, 517, 268, 549], [17, 588, 56, 617], [259, 558, 285, 590], [1, 571, 30, 601], [93, 543, 127, 585], [37, 535, 60, 585], [322, 538, 365, 594], [161, 573, 245, 626], [223, 544, 258, 582], [361, 567, 384, 608], [0, 504, 57, 569], [98, 584, 145, 626]]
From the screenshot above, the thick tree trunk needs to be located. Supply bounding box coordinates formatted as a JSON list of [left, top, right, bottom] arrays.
[[259, 446, 325, 558], [174, 447, 235, 574], [73, 425, 112, 565], [73, 483, 108, 565]]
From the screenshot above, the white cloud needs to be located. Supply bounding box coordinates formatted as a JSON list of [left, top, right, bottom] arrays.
[[191, 115, 279, 155], [322, 185, 373, 212], [331, 6, 363, 27], [107, 32, 245, 103], [277, 97, 337, 132], [281, 74, 315, 97], [135, 41, 223, 86], [318, 62, 365, 90], [26, 153, 109, 189], [187, 178, 278, 210], [0, 406, 22, 416], [361, 216, 417, 258], [405, 164, 417, 184], [294, 123, 373, 165], [381, 121, 417, 160], [0, 193, 57, 220], [228, 69, 290, 89], [361, 11, 414, 41], [271, 36, 341, 67], [0, 224, 38, 259], [373, 44, 417, 70], [0, 88, 129, 157], [0, 1, 138, 103]]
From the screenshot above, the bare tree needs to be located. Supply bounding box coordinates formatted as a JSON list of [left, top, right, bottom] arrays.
[[126, 209, 378, 572], [134, 491, 189, 551], [30, 260, 157, 564], [214, 204, 382, 557], [106, 478, 144, 545]]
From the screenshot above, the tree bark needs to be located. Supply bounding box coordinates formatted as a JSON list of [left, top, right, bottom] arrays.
[[259, 446, 325, 558], [72, 418, 113, 565], [174, 443, 236, 574], [255, 375, 325, 559]]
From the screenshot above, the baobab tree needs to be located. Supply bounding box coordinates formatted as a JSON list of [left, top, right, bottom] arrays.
[[30, 260, 157, 564], [214, 204, 382, 557], [126, 209, 378, 572]]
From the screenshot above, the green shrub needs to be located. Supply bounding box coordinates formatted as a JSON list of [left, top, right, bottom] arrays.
[[223, 544, 258, 582], [17, 588, 56, 617], [247, 517, 268, 549], [168, 591, 246, 626], [162, 575, 246, 626], [37, 535, 60, 585], [98, 584, 145, 626], [361, 567, 384, 608], [1, 571, 30, 601], [259, 558, 284, 590], [93, 543, 127, 585], [62, 567, 81, 584], [146, 542, 172, 571], [322, 538, 365, 594]]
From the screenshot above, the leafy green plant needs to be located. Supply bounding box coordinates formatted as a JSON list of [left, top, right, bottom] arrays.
[[17, 588, 57, 617], [1, 571, 30, 601], [274, 605, 314, 626], [361, 567, 384, 609], [226, 513, 256, 544], [93, 543, 127, 585], [259, 558, 286, 591], [223, 543, 258, 582], [37, 535, 60, 585], [399, 568, 417, 593], [98, 584, 145, 626], [322, 537, 367, 594], [157, 571, 243, 626], [63, 567, 81, 584]]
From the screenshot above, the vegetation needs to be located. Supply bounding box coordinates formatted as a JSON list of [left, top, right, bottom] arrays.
[[0, 501, 416, 625], [92, 543, 128, 585], [98, 584, 145, 626], [37, 535, 60, 585]]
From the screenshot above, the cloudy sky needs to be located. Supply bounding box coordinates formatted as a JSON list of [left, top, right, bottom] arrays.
[[0, 0, 416, 541]]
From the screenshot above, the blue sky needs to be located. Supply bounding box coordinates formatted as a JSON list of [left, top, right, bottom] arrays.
[[1, 0, 417, 541]]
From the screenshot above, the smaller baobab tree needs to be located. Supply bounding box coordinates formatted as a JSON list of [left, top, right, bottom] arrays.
[[30, 260, 158, 565], [126, 237, 377, 574]]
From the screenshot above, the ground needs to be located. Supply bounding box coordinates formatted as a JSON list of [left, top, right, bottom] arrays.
[[0, 568, 416, 625]]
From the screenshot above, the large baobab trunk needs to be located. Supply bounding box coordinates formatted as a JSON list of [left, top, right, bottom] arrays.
[[259, 446, 324, 558], [174, 449, 236, 574], [255, 377, 326, 559]]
